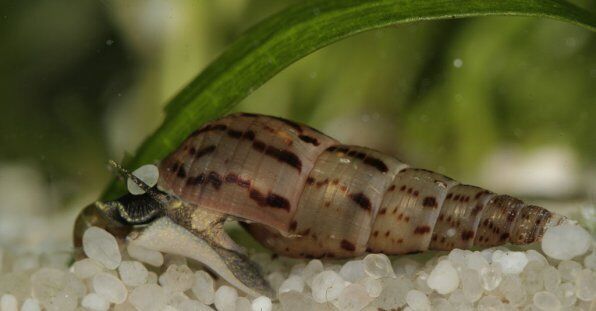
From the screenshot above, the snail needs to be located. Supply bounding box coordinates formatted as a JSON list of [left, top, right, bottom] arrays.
[[74, 112, 568, 298]]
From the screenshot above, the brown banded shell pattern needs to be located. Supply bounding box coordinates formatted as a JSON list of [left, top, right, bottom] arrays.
[[158, 113, 338, 232], [248, 145, 408, 257], [159, 113, 565, 258]]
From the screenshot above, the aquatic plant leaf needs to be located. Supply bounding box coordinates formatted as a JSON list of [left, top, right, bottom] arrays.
[[102, 0, 595, 199]]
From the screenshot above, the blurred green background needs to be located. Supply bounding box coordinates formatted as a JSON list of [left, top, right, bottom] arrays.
[[0, 0, 594, 241]]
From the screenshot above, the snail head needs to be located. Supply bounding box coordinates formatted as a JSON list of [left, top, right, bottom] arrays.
[[73, 161, 177, 249]]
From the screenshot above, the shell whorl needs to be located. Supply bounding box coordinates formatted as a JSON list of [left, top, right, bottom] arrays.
[[158, 113, 565, 258], [158, 113, 338, 232]]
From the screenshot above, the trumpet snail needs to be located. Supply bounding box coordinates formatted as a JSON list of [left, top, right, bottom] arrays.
[[74, 112, 568, 297]]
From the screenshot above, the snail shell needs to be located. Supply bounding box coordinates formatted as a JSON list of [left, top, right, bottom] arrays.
[[157, 113, 566, 258]]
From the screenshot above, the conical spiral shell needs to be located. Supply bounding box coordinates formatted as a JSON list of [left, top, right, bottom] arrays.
[[158, 113, 565, 258]]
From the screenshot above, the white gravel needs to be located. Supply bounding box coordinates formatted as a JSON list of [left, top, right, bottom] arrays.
[[426, 260, 459, 294], [0, 222, 595, 310], [127, 164, 160, 195], [541, 223, 592, 260], [83, 227, 122, 270], [491, 250, 528, 274]]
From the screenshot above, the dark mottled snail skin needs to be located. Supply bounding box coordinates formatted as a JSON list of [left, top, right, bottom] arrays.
[[74, 113, 566, 297]]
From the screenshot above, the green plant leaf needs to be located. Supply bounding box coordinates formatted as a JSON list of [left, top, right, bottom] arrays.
[[102, 0, 595, 199]]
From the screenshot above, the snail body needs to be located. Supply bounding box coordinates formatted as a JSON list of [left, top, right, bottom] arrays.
[[158, 113, 564, 258], [75, 112, 566, 297]]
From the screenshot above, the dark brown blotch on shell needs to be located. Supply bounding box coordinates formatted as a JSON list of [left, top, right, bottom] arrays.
[[252, 140, 266, 152], [226, 129, 243, 138], [471, 204, 483, 216], [251, 140, 302, 172], [348, 192, 372, 210], [207, 171, 223, 189], [194, 145, 216, 159], [500, 233, 510, 241], [267, 193, 291, 210], [347, 150, 366, 160], [186, 174, 205, 185], [223, 173, 251, 188], [176, 166, 187, 178], [362, 157, 389, 173], [326, 146, 388, 173], [422, 196, 437, 208], [316, 179, 329, 188], [298, 135, 320, 146], [414, 226, 431, 234], [340, 239, 356, 251], [461, 230, 475, 241], [244, 130, 256, 140], [249, 189, 291, 211]]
